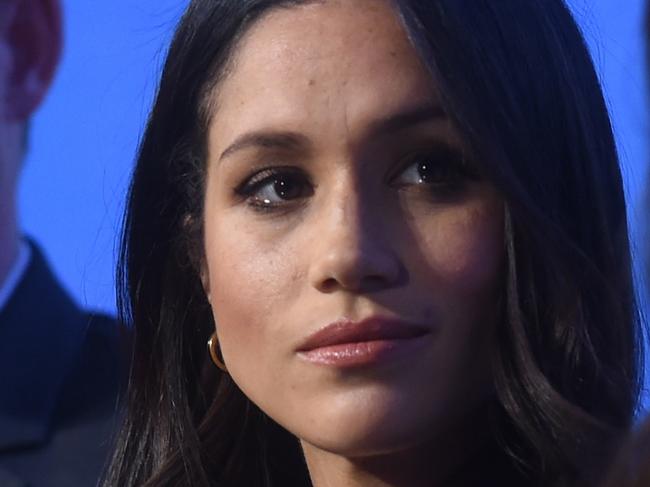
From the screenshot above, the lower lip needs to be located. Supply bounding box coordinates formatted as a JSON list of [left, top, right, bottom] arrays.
[[297, 337, 428, 368]]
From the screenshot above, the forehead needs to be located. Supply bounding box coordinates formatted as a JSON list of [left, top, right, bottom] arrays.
[[233, 0, 411, 65], [210, 0, 440, 149]]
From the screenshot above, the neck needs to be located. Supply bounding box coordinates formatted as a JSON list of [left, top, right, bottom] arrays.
[[0, 186, 19, 289], [0, 126, 23, 289], [301, 408, 491, 487]]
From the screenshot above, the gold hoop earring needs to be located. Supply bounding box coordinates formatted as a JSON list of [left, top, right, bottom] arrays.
[[207, 333, 227, 372]]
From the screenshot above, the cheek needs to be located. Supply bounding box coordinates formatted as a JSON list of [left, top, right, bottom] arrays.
[[205, 211, 307, 300], [202, 205, 305, 386], [415, 197, 504, 295], [405, 192, 504, 372]]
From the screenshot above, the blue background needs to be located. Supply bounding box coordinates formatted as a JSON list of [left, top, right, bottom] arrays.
[[18, 1, 650, 410]]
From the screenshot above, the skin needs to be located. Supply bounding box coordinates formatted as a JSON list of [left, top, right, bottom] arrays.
[[0, 0, 61, 287], [202, 1, 504, 485]]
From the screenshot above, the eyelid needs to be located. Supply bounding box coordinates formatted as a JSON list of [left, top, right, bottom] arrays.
[[235, 165, 308, 195]]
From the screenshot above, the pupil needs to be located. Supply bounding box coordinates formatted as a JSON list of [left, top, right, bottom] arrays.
[[274, 177, 298, 199], [418, 162, 432, 183], [418, 160, 450, 184]]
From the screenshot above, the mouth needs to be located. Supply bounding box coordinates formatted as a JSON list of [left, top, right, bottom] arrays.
[[296, 316, 431, 368]]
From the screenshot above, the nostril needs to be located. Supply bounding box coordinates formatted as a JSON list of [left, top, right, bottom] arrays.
[[361, 274, 400, 293], [318, 277, 341, 294], [316, 270, 400, 294]]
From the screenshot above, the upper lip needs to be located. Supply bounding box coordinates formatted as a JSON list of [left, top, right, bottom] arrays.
[[297, 316, 431, 352]]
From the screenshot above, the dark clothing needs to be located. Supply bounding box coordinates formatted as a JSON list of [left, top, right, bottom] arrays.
[[0, 243, 127, 487]]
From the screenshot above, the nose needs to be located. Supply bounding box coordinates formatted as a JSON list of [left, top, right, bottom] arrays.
[[308, 187, 402, 294]]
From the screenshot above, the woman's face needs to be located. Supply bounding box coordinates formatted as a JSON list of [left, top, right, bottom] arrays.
[[202, 0, 503, 459]]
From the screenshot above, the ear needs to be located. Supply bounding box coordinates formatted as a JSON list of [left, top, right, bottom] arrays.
[[182, 213, 212, 303], [200, 266, 212, 304], [2, 0, 62, 121]]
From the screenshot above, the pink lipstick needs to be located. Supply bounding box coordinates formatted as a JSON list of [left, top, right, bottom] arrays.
[[296, 317, 430, 367]]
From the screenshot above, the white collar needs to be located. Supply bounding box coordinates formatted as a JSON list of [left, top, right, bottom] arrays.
[[0, 240, 32, 312]]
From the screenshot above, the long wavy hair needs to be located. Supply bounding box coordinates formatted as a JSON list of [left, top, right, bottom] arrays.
[[103, 1, 645, 486]]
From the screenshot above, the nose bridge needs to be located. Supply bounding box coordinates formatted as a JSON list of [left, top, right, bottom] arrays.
[[309, 171, 400, 293], [327, 173, 374, 249]]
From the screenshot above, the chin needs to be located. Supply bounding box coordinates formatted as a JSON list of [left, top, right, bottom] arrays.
[[291, 390, 443, 458], [299, 421, 433, 460]]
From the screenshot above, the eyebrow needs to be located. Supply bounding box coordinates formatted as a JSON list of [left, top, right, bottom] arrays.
[[219, 132, 311, 162], [368, 103, 447, 136], [218, 103, 447, 162]]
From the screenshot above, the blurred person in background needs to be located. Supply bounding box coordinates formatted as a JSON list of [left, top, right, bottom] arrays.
[[0, 1, 127, 486]]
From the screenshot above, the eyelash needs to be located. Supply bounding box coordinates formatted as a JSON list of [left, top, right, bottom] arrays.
[[234, 148, 478, 213]]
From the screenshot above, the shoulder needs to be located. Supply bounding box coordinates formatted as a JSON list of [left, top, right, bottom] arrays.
[[0, 241, 132, 486], [56, 313, 131, 422], [43, 314, 131, 485], [17, 313, 133, 487]]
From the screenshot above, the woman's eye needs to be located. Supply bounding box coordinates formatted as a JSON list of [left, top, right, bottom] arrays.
[[236, 168, 313, 210], [398, 159, 453, 185], [392, 150, 476, 191]]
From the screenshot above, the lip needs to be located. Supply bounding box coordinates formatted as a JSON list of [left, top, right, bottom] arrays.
[[296, 316, 431, 367]]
